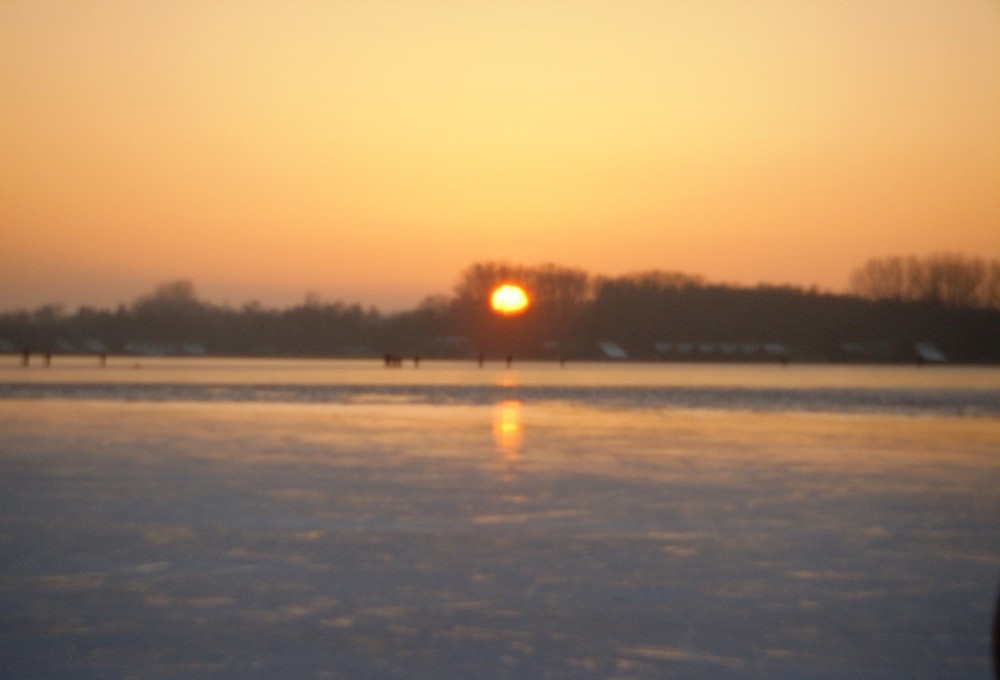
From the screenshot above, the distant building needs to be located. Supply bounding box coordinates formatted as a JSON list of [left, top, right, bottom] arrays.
[[654, 341, 789, 362], [82, 338, 109, 354], [598, 341, 629, 360], [837, 340, 948, 364], [125, 340, 207, 356], [914, 343, 947, 363]]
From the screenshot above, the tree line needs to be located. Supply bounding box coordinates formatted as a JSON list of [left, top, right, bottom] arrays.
[[849, 253, 1000, 308], [2, 255, 998, 363]]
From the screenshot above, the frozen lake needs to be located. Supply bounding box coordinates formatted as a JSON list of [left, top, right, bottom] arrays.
[[1, 359, 998, 678]]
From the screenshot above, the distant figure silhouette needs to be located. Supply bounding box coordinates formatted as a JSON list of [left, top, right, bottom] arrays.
[[413, 355, 420, 368], [21, 349, 30, 367], [478, 354, 485, 368], [99, 353, 107, 367], [506, 354, 512, 368], [44, 353, 52, 368]]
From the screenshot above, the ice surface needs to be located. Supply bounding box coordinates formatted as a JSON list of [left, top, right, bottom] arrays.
[[1, 399, 998, 679]]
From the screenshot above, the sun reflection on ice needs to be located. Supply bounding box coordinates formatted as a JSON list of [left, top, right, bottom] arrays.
[[492, 400, 523, 474]]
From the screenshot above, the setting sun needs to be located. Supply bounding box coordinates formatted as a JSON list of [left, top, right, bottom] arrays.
[[491, 284, 529, 316]]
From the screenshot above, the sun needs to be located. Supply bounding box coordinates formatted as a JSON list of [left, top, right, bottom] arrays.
[[490, 284, 529, 316]]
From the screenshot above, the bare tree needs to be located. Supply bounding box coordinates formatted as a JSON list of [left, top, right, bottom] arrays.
[[850, 254, 998, 308], [923, 253, 985, 306], [453, 261, 593, 310], [849, 257, 908, 301], [982, 261, 1000, 309], [131, 280, 201, 314]]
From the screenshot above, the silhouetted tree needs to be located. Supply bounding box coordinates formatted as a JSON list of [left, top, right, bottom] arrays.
[[128, 280, 212, 344], [850, 254, 999, 309], [131, 280, 201, 314], [451, 261, 594, 356]]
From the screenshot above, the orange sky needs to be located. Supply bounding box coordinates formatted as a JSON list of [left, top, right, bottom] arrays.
[[2, 1, 998, 312]]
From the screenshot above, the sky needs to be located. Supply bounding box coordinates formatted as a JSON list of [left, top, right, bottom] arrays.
[[2, 1, 998, 312]]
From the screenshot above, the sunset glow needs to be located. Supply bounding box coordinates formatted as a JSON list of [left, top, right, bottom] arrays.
[[1, 1, 998, 311], [491, 284, 529, 316]]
